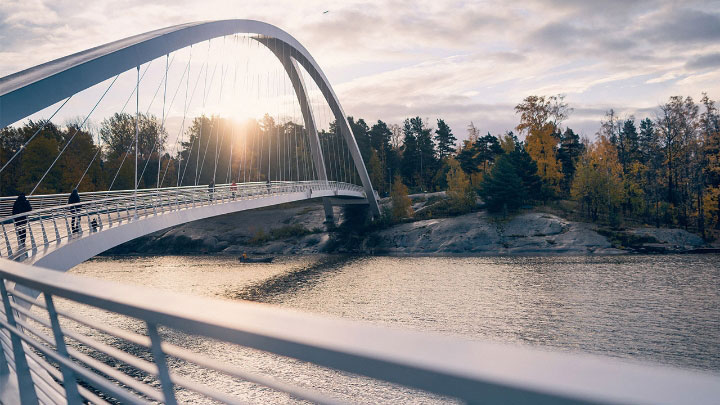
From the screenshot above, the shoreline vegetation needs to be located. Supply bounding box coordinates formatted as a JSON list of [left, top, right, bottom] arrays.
[[4, 93, 719, 245]]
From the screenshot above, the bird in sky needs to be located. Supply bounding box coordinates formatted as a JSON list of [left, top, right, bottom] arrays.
[[323, 10, 329, 14]]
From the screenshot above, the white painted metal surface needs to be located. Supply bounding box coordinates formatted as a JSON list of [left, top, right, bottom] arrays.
[[0, 181, 364, 270], [0, 258, 719, 404], [0, 20, 380, 215]]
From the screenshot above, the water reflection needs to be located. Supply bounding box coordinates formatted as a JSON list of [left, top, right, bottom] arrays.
[[64, 254, 720, 402]]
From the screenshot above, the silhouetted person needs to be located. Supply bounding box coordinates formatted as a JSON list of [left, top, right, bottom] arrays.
[[68, 189, 81, 234], [266, 179, 271, 193], [208, 181, 215, 201], [12, 193, 32, 248], [231, 182, 237, 199]]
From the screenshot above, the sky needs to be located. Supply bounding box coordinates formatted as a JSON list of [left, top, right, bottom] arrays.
[[1, 0, 720, 141]]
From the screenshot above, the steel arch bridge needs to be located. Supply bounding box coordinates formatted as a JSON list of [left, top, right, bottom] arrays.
[[0, 20, 717, 405], [0, 19, 380, 271]]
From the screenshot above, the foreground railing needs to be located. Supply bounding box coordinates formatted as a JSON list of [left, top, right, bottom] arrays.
[[0, 259, 718, 404], [0, 181, 364, 261]]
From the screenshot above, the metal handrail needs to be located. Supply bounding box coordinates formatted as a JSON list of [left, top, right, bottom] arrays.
[[0, 181, 365, 261], [0, 258, 718, 404]]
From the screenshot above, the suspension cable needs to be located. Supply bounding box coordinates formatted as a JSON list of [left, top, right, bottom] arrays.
[[0, 96, 72, 175], [30, 74, 119, 195]]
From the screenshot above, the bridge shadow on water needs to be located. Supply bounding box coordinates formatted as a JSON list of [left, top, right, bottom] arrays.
[[228, 254, 361, 303]]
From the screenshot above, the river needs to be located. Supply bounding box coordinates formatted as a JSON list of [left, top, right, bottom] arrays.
[[64, 254, 720, 402]]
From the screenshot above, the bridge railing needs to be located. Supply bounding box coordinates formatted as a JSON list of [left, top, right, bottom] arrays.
[[0, 258, 718, 404], [0, 181, 364, 261]]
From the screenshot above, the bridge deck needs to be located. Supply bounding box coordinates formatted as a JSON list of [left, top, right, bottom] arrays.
[[0, 181, 365, 266]]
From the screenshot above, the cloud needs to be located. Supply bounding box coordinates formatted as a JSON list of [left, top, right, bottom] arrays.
[[1, 0, 719, 142], [686, 53, 720, 70], [643, 8, 720, 44]]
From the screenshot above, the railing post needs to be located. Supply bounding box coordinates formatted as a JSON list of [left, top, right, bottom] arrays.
[[63, 212, 72, 240], [44, 294, 81, 403], [0, 280, 39, 405], [51, 214, 60, 244], [27, 221, 36, 253], [146, 322, 177, 405], [1, 223, 13, 258], [39, 218, 48, 245]]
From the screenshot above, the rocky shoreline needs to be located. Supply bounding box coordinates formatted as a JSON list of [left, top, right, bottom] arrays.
[[103, 197, 715, 257]]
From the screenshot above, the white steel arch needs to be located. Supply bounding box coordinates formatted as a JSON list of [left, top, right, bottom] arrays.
[[0, 19, 380, 216]]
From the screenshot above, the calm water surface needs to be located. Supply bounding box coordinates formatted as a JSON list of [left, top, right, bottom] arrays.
[[65, 254, 720, 402]]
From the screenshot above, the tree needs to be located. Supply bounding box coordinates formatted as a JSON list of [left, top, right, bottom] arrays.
[[479, 154, 525, 213], [400, 118, 419, 187], [390, 175, 413, 219], [515, 94, 571, 135], [412, 117, 438, 191], [700, 93, 720, 235], [556, 128, 584, 194], [445, 158, 474, 213], [571, 135, 624, 223], [620, 118, 640, 168], [506, 147, 543, 200], [525, 123, 562, 194], [434, 119, 457, 159], [348, 117, 371, 164], [515, 95, 567, 195], [368, 149, 385, 194]]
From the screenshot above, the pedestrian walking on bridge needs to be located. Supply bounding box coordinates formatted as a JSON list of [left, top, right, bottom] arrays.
[[12, 193, 32, 249], [68, 189, 81, 234]]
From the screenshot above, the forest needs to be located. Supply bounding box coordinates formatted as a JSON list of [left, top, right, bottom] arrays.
[[1, 93, 719, 239]]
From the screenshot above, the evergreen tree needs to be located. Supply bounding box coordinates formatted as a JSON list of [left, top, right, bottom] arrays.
[[620, 118, 640, 171], [479, 154, 525, 213], [348, 117, 371, 164], [411, 117, 438, 191], [557, 128, 584, 194], [400, 118, 419, 187], [507, 147, 543, 200], [475, 133, 504, 173], [434, 119, 457, 159]]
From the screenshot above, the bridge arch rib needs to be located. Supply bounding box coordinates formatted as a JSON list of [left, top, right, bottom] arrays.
[[0, 19, 380, 216]]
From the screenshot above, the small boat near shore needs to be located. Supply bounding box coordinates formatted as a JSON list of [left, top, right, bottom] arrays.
[[237, 256, 274, 263]]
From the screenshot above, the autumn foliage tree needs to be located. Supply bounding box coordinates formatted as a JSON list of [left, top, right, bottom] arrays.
[[390, 175, 413, 220]]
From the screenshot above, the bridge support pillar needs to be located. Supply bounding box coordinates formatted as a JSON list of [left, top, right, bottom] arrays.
[[322, 198, 335, 226]]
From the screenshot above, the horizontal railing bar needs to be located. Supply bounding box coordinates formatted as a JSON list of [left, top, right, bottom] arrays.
[[10, 303, 161, 384], [11, 329, 111, 405], [161, 341, 347, 405], [12, 293, 346, 404], [0, 181, 362, 223], [11, 313, 165, 402], [5, 305, 157, 404], [3, 260, 719, 405], [52, 306, 152, 348], [0, 317, 155, 404]]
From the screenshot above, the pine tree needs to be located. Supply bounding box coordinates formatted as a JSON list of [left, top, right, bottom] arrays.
[[411, 117, 437, 191], [434, 119, 457, 159], [557, 128, 584, 194], [400, 119, 418, 187], [620, 118, 640, 172], [480, 154, 525, 213]]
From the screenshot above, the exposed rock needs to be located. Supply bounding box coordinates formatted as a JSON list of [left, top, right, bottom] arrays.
[[103, 198, 709, 257], [378, 212, 622, 255]]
